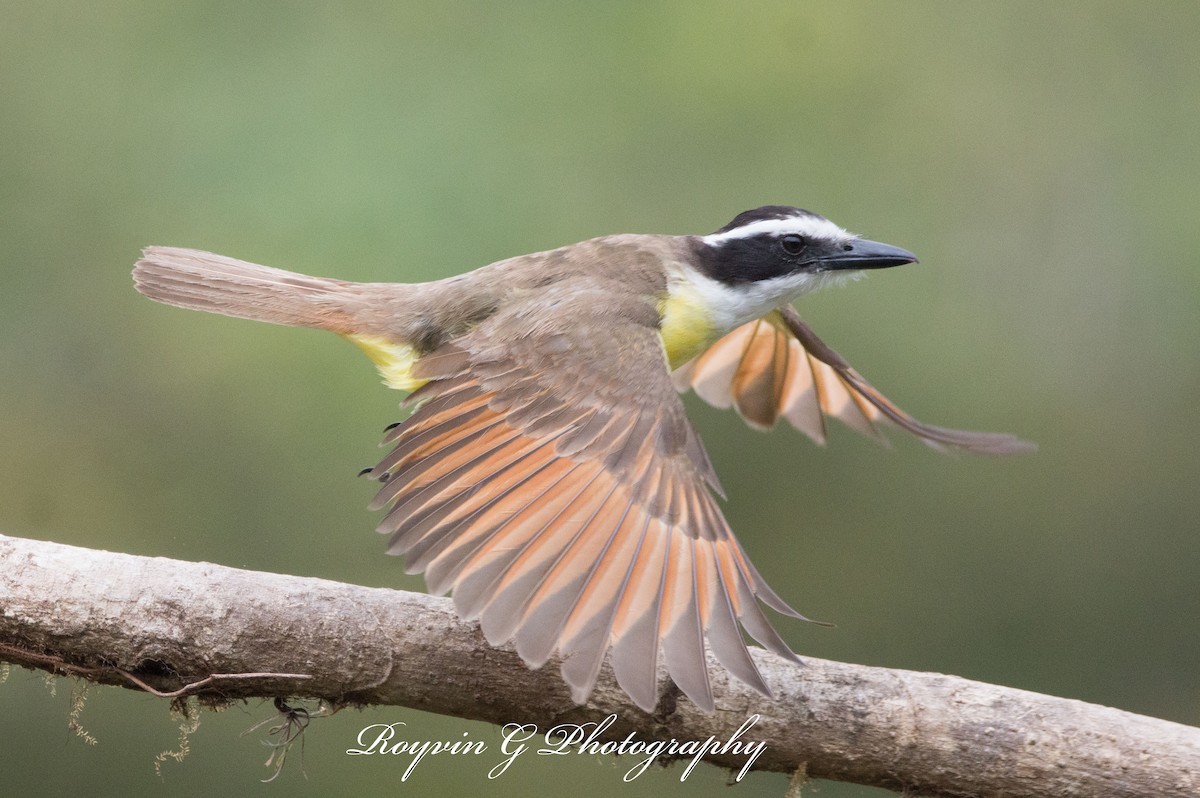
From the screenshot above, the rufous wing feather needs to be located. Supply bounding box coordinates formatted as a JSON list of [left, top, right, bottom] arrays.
[[675, 306, 1036, 455], [367, 301, 812, 712]]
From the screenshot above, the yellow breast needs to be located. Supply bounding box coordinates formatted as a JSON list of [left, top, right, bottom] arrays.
[[658, 281, 720, 369]]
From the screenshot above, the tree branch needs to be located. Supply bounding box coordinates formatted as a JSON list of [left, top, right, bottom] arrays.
[[1, 533, 1195, 796]]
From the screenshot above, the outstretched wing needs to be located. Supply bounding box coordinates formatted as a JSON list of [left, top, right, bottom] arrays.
[[674, 305, 1034, 455], [364, 291, 812, 712]]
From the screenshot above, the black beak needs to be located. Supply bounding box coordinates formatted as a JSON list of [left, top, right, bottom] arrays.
[[819, 238, 918, 271]]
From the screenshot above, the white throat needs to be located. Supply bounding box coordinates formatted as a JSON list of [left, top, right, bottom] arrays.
[[668, 261, 860, 333]]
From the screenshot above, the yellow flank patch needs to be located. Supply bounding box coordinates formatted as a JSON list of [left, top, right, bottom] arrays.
[[342, 333, 426, 391], [658, 284, 719, 369]]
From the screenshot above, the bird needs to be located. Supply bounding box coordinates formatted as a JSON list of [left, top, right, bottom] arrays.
[[132, 205, 1033, 713]]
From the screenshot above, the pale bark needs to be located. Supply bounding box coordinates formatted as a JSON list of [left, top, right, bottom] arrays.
[[0, 533, 1196, 796]]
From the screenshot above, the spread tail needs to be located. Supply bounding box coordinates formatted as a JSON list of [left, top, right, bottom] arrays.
[[133, 246, 358, 332]]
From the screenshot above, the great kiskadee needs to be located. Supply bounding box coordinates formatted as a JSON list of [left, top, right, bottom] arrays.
[[133, 206, 1031, 712]]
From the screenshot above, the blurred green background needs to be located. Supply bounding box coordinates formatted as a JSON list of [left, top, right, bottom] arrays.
[[2, 1, 1198, 796]]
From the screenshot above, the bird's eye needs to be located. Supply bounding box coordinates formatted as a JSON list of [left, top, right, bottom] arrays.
[[780, 234, 806, 255]]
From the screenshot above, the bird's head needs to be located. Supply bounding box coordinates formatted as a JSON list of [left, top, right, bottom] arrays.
[[687, 206, 917, 324]]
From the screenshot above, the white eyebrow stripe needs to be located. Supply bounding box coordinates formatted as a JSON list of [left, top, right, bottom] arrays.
[[702, 215, 851, 246]]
